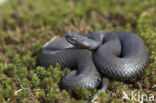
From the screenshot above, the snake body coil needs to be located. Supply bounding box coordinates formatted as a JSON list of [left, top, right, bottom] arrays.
[[39, 31, 148, 100]]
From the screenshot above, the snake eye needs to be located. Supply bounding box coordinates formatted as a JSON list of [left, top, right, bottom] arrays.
[[71, 37, 75, 40], [65, 33, 76, 39]]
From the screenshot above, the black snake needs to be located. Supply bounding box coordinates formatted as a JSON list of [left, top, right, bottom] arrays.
[[39, 31, 148, 102]]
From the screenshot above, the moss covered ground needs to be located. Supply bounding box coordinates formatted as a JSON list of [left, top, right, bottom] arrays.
[[0, 0, 155, 103]]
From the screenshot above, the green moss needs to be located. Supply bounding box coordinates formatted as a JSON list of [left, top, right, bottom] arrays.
[[108, 81, 120, 90], [29, 71, 40, 87], [151, 75, 156, 83], [76, 87, 93, 100], [0, 0, 156, 102]]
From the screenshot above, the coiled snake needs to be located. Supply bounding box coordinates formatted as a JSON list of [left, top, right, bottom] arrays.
[[39, 31, 148, 102]]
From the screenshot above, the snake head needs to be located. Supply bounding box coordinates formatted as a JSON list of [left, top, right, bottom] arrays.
[[65, 33, 78, 45], [65, 33, 87, 47], [65, 33, 101, 50]]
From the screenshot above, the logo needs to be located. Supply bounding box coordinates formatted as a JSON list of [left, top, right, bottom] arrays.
[[122, 90, 155, 103]]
